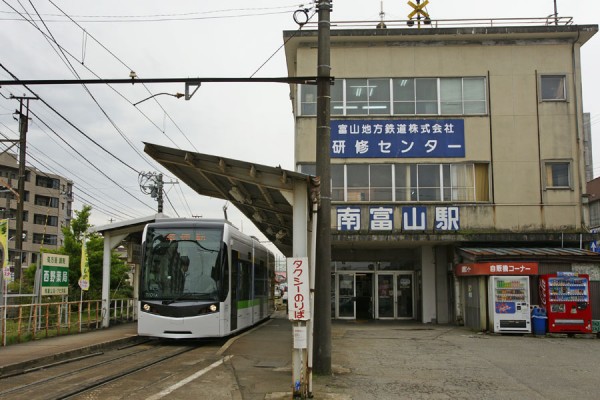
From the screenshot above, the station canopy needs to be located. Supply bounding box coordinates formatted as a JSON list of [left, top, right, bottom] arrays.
[[144, 142, 317, 257]]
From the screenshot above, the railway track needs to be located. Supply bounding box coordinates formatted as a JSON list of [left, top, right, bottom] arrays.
[[0, 340, 204, 400]]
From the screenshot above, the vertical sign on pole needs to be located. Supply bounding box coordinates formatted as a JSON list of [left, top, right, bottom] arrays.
[[287, 257, 311, 397], [287, 257, 311, 321]]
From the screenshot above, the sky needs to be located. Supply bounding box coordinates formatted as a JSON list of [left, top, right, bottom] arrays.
[[0, 0, 598, 256]]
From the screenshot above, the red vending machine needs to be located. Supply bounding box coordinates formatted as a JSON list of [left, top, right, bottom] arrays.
[[539, 272, 592, 334]]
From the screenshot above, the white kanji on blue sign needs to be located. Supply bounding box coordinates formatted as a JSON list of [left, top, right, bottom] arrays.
[[369, 206, 394, 231], [435, 206, 460, 231], [337, 206, 361, 231], [402, 206, 426, 231]]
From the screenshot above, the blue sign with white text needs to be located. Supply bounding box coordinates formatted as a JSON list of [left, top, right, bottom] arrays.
[[331, 119, 465, 158]]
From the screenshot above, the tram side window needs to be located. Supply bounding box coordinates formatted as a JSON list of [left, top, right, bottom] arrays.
[[219, 243, 229, 301], [239, 260, 251, 301], [255, 261, 267, 297]]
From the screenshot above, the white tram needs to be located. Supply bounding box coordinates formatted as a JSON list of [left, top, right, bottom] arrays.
[[138, 218, 275, 338]]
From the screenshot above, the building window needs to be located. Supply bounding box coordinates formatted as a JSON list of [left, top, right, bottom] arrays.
[[34, 195, 59, 208], [370, 164, 393, 201], [298, 162, 490, 202], [544, 161, 571, 188], [540, 75, 566, 101], [36, 175, 60, 189], [300, 84, 317, 115], [346, 78, 390, 115], [300, 77, 487, 116], [32, 233, 57, 245], [331, 164, 345, 201], [34, 214, 59, 227], [346, 164, 369, 201]]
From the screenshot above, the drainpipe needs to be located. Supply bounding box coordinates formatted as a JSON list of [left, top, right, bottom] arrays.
[[571, 28, 586, 230]]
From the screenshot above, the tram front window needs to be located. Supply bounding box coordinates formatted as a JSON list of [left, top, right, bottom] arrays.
[[141, 227, 223, 301]]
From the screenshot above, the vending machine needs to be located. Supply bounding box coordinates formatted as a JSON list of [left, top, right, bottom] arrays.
[[539, 272, 592, 334], [488, 276, 531, 333]]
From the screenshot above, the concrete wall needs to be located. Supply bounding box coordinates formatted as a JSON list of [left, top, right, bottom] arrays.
[[294, 35, 586, 232]]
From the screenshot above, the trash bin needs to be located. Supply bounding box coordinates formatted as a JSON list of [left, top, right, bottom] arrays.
[[531, 307, 547, 336]]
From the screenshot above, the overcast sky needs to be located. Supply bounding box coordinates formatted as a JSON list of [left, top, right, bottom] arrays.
[[0, 0, 598, 256]]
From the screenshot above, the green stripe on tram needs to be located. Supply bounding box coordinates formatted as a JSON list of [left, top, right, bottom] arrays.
[[237, 298, 262, 309]]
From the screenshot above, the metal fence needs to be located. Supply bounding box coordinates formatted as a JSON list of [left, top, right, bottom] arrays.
[[1, 298, 137, 346]]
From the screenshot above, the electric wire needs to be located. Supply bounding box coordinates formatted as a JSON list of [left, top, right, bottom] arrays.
[[25, 106, 155, 211], [26, 121, 150, 220], [0, 62, 142, 176], [48, 0, 199, 153], [1, 1, 163, 172], [0, 136, 128, 224], [249, 6, 316, 77], [27, 1, 157, 171], [0, 125, 143, 220]]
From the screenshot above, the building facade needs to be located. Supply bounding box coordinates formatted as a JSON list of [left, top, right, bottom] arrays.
[[0, 152, 73, 268], [284, 20, 600, 329]]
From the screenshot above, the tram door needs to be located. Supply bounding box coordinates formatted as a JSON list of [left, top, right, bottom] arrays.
[[377, 272, 414, 319], [337, 273, 355, 319]]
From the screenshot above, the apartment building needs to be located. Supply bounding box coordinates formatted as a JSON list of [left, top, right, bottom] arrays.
[[0, 152, 73, 268]]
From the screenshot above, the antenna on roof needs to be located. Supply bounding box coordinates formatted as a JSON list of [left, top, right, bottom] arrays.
[[376, 1, 387, 29]]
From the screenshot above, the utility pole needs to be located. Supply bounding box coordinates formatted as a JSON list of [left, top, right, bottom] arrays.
[[13, 96, 36, 280], [139, 171, 172, 214], [314, 0, 332, 376]]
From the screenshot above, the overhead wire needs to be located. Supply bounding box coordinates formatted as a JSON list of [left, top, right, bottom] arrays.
[[249, 5, 317, 77], [25, 105, 155, 211], [27, 122, 146, 218], [0, 7, 300, 23], [25, 1, 157, 170], [0, 131, 130, 223]]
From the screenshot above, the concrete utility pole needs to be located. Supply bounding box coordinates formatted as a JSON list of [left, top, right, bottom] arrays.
[[14, 96, 36, 280], [314, 0, 332, 375]]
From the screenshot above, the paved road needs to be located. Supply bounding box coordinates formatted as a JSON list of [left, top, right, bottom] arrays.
[[316, 321, 600, 400]]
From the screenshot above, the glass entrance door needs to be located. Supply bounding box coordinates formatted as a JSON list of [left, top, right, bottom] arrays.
[[376, 272, 414, 319], [397, 273, 413, 318], [338, 274, 355, 319], [377, 274, 394, 318]]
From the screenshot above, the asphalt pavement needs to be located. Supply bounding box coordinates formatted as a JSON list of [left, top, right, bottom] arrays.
[[1, 311, 600, 399]]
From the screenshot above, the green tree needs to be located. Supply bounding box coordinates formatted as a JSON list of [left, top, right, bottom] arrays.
[[58, 206, 132, 300]]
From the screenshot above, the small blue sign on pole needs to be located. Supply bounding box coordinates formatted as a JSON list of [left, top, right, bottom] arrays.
[[591, 240, 600, 253]]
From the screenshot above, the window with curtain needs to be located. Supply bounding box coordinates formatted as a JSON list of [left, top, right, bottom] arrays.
[[300, 84, 317, 115], [544, 162, 571, 188], [540, 75, 567, 101], [450, 164, 474, 201], [298, 162, 491, 203]]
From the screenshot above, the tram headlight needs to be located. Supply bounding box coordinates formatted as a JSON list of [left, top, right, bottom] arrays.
[[143, 303, 151, 312], [209, 304, 218, 312]]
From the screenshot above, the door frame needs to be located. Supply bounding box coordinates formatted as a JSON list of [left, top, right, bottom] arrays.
[[336, 272, 356, 319], [375, 271, 415, 320]]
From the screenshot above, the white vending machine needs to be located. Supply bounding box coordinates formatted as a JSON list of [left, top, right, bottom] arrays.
[[488, 276, 531, 333]]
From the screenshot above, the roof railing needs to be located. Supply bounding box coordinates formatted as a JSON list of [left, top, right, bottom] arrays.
[[303, 16, 574, 30]]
